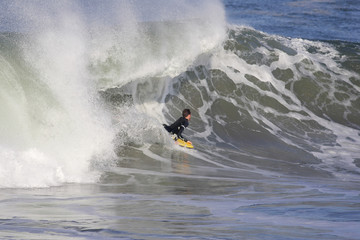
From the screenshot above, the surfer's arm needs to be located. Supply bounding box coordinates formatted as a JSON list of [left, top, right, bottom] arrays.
[[177, 126, 188, 142]]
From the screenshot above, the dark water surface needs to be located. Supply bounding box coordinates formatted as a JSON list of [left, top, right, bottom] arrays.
[[224, 0, 360, 42]]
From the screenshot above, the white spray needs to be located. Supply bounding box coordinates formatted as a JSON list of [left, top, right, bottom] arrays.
[[0, 1, 115, 188]]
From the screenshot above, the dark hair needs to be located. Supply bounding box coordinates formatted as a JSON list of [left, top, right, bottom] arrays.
[[182, 109, 191, 117]]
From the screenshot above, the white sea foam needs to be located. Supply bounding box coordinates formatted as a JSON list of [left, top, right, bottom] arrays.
[[0, 1, 115, 188], [206, 26, 360, 178]]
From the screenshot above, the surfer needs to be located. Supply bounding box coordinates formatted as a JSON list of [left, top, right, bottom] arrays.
[[163, 109, 191, 142]]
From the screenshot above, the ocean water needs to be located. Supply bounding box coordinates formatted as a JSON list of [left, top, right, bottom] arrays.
[[1, 0, 360, 239]]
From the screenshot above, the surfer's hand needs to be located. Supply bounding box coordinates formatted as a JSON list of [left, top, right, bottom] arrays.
[[180, 137, 188, 142]]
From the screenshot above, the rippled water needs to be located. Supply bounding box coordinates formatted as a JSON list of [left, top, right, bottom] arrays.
[[2, 151, 360, 239], [224, 0, 360, 42]]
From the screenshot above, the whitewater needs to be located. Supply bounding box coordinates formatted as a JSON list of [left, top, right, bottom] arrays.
[[1, 0, 360, 239]]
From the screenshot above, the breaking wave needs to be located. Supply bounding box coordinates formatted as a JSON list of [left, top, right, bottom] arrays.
[[1, 0, 360, 188]]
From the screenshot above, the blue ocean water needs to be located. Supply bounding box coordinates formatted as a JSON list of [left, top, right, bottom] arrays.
[[224, 0, 360, 42]]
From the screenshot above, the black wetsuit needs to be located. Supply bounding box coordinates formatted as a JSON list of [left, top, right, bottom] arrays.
[[163, 117, 189, 141]]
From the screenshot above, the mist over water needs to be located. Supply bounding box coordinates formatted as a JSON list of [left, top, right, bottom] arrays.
[[0, 0, 227, 187], [1, 0, 360, 239], [0, 1, 115, 187]]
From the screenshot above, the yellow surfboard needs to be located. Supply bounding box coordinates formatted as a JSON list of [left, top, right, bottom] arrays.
[[170, 135, 194, 149], [175, 138, 194, 149]]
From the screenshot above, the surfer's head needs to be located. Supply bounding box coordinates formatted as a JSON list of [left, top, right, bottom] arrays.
[[183, 109, 191, 120]]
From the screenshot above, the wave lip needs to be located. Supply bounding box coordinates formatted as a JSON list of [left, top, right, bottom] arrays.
[[128, 25, 360, 178]]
